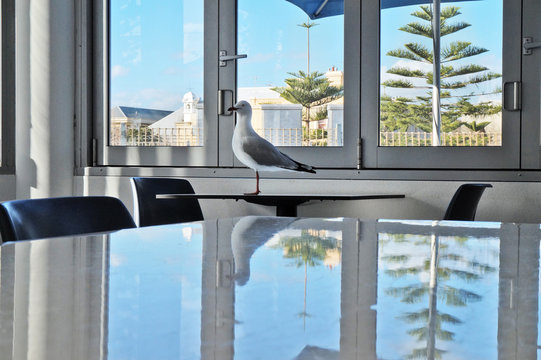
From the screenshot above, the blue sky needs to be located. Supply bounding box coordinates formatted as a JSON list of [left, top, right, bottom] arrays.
[[110, 0, 502, 110]]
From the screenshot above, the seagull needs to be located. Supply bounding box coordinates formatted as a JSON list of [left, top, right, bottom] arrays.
[[228, 100, 316, 195], [231, 216, 297, 285]]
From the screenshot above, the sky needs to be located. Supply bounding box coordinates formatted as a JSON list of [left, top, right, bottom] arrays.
[[109, 0, 503, 111]]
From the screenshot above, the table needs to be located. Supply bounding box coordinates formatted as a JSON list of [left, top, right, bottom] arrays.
[[1, 217, 539, 359], [157, 193, 405, 216]]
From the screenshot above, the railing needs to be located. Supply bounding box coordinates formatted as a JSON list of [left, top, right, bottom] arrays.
[[254, 127, 341, 146], [110, 126, 204, 146], [379, 131, 502, 147], [110, 124, 343, 147]]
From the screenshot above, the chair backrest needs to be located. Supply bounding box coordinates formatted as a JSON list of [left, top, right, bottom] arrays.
[[130, 177, 204, 227], [0, 196, 136, 243], [443, 183, 492, 221]]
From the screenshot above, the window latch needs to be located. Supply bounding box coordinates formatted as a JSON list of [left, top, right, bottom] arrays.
[[503, 82, 521, 111], [523, 37, 541, 55], [219, 51, 247, 67], [218, 89, 234, 116]]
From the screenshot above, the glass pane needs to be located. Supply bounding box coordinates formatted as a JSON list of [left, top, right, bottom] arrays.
[[109, 0, 204, 147], [379, 1, 503, 147], [237, 1, 344, 147]]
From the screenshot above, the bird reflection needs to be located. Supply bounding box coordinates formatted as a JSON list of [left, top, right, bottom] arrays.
[[231, 216, 297, 286]]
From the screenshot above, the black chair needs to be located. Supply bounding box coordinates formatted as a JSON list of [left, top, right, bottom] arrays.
[[130, 177, 204, 227], [0, 196, 136, 243], [443, 183, 492, 221]]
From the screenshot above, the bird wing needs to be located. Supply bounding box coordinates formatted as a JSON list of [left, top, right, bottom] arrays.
[[242, 135, 299, 170], [242, 135, 315, 173]]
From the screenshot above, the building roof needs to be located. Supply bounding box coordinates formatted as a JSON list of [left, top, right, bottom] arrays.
[[237, 87, 281, 101], [114, 106, 173, 122], [148, 109, 184, 129]]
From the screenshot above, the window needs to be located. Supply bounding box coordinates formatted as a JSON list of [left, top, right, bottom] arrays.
[[361, 0, 523, 169], [97, 0, 216, 166], [109, 0, 204, 148], [93, 0, 540, 171], [95, 0, 358, 168], [237, 0, 344, 148]]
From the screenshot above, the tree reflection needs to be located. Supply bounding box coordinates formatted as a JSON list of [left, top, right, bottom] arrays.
[[380, 233, 496, 359], [276, 230, 339, 328]]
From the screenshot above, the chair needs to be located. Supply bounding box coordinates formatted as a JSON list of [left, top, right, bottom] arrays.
[[443, 183, 492, 221], [130, 177, 204, 227], [0, 196, 136, 243]]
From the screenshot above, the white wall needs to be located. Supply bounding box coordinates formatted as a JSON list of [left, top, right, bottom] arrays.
[[15, 0, 75, 199], [73, 176, 541, 224]]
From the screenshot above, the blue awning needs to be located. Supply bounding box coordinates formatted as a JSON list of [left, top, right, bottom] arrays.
[[285, 0, 343, 19], [286, 0, 480, 19]]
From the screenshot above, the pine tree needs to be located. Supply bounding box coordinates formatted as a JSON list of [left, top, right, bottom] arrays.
[[272, 70, 343, 129], [381, 5, 501, 138]]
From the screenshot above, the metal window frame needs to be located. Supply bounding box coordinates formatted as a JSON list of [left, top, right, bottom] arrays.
[[360, 0, 522, 169], [91, 0, 218, 167], [1, 0, 15, 174], [86, 0, 359, 169]]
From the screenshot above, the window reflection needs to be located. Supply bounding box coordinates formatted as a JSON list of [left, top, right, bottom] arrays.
[[376, 230, 499, 358], [107, 224, 204, 358], [231, 217, 343, 359]]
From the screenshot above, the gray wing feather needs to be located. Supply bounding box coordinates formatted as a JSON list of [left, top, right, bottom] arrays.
[[242, 136, 299, 169]]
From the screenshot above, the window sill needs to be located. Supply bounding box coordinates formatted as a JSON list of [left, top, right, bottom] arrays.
[[78, 166, 540, 182]]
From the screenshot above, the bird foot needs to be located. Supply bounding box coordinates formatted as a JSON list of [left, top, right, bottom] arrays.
[[244, 190, 260, 196]]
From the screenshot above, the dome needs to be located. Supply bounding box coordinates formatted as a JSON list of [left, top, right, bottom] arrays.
[[182, 91, 199, 103]]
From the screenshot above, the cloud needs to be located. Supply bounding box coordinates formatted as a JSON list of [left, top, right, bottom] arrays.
[[164, 66, 180, 75], [122, 25, 141, 37], [110, 253, 126, 267], [111, 65, 129, 78], [129, 47, 142, 65], [175, 50, 202, 64], [184, 23, 203, 34]]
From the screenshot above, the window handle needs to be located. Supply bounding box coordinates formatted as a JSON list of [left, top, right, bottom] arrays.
[[523, 37, 541, 55], [218, 89, 234, 116], [503, 81, 521, 111], [219, 50, 247, 67]]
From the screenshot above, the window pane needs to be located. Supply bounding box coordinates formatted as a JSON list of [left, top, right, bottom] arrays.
[[237, 1, 344, 147], [379, 1, 503, 147], [109, 0, 204, 147]]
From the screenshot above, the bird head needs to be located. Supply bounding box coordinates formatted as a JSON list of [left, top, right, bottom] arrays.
[[228, 100, 251, 114]]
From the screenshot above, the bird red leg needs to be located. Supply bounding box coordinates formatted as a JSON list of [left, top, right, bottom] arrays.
[[244, 171, 261, 195]]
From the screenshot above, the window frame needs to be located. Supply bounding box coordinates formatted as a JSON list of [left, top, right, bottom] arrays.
[[91, 0, 360, 169], [92, 0, 219, 167], [225, 0, 360, 169], [0, 0, 15, 174], [84, 0, 541, 174], [360, 0, 522, 169]]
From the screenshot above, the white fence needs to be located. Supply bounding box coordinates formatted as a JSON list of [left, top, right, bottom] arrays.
[[110, 124, 343, 147], [380, 131, 502, 147]]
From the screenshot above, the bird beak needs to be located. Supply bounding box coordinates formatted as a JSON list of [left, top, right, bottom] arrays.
[[228, 106, 238, 112]]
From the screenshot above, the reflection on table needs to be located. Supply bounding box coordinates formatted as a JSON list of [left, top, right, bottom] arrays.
[[0, 217, 539, 359]]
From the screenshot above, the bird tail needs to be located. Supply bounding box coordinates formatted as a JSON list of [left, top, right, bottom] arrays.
[[293, 160, 316, 174]]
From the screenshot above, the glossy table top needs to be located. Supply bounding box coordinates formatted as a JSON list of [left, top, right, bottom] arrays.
[[157, 193, 405, 216], [0, 217, 540, 359]]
